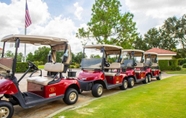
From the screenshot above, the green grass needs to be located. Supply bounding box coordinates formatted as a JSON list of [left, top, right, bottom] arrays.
[[38, 65, 44, 69], [53, 75, 186, 118], [165, 68, 186, 74]]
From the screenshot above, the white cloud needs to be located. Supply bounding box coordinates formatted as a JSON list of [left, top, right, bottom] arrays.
[[30, 15, 83, 54], [0, 0, 83, 55], [73, 2, 83, 20], [125, 0, 186, 35]]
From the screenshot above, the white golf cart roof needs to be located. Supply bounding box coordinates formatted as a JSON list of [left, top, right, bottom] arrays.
[[1, 34, 68, 46], [144, 52, 158, 58], [122, 49, 144, 53], [84, 44, 122, 50], [144, 52, 158, 55]]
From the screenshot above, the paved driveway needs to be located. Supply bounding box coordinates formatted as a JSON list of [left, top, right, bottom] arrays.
[[12, 70, 177, 118]]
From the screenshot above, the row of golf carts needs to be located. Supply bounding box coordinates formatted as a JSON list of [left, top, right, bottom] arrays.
[[0, 34, 161, 118]]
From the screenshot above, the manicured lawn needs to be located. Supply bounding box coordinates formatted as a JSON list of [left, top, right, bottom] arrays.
[[53, 75, 186, 118], [165, 68, 186, 74], [38, 65, 44, 69]]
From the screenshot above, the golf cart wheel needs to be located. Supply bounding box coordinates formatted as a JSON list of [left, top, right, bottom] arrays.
[[119, 79, 128, 90], [63, 88, 78, 105], [128, 77, 134, 88], [0, 100, 14, 118], [143, 75, 148, 84], [148, 74, 152, 82], [92, 83, 103, 97], [156, 73, 161, 80]]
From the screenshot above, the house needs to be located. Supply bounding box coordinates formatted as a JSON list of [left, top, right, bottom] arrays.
[[145, 48, 177, 60]]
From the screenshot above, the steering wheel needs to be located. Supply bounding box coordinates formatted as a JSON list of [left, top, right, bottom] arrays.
[[104, 61, 110, 67], [28, 61, 38, 70]]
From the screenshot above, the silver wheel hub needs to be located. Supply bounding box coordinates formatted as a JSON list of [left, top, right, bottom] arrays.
[[131, 80, 134, 86], [0, 106, 9, 118], [97, 86, 103, 95], [124, 81, 128, 88], [69, 92, 77, 102]]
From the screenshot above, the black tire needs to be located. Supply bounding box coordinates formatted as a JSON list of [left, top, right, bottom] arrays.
[[92, 84, 103, 97], [156, 73, 161, 80], [63, 88, 78, 105], [0, 100, 14, 118], [148, 74, 152, 82], [142, 75, 148, 84], [128, 77, 135, 88], [119, 79, 128, 90]]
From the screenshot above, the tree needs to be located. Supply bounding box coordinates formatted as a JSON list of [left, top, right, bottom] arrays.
[[175, 14, 186, 49], [143, 27, 177, 51], [17, 52, 23, 62], [26, 52, 35, 62], [76, 0, 138, 49], [34, 46, 50, 63], [133, 35, 148, 50], [90, 54, 100, 58], [144, 28, 161, 49], [5, 50, 14, 57], [74, 52, 84, 64]]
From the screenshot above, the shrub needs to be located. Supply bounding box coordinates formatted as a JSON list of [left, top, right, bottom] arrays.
[[16, 62, 39, 73], [176, 66, 181, 71], [179, 59, 186, 65], [182, 63, 186, 68]]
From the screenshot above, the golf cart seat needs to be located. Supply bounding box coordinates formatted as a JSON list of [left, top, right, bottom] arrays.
[[134, 63, 144, 73], [104, 63, 120, 76], [27, 63, 64, 86]]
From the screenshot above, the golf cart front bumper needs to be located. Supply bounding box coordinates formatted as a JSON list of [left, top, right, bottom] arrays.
[[77, 80, 94, 91]]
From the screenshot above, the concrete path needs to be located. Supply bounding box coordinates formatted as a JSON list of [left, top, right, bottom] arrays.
[[12, 70, 178, 118]]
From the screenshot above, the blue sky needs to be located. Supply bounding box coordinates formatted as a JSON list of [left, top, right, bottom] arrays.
[[0, 0, 186, 54]]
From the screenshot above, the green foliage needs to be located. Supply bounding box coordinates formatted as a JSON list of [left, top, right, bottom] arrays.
[[159, 60, 169, 71], [27, 46, 50, 64], [73, 52, 83, 64], [70, 63, 80, 68], [76, 0, 138, 48], [16, 62, 28, 72], [159, 60, 180, 71], [90, 54, 100, 58], [133, 35, 148, 50], [17, 52, 23, 62], [33, 46, 50, 63], [16, 62, 39, 73], [178, 58, 186, 65], [5, 50, 14, 58], [182, 63, 186, 68], [26, 52, 35, 62], [141, 14, 186, 56]]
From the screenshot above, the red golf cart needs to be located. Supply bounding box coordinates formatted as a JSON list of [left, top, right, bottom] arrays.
[[77, 44, 128, 97], [0, 34, 80, 118], [120, 49, 149, 88], [144, 52, 161, 81]]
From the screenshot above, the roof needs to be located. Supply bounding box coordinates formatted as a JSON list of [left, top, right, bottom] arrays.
[[122, 49, 144, 53], [144, 52, 158, 56], [145, 48, 176, 55], [84, 44, 122, 50], [1, 34, 68, 46], [122, 49, 144, 56]]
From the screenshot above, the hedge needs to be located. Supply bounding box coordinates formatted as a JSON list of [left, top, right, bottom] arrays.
[[159, 59, 181, 71], [183, 63, 186, 68], [16, 61, 39, 73]]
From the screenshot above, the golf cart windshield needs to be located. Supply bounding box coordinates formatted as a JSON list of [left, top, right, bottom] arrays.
[[81, 58, 102, 69], [81, 44, 122, 70], [121, 49, 144, 68]]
